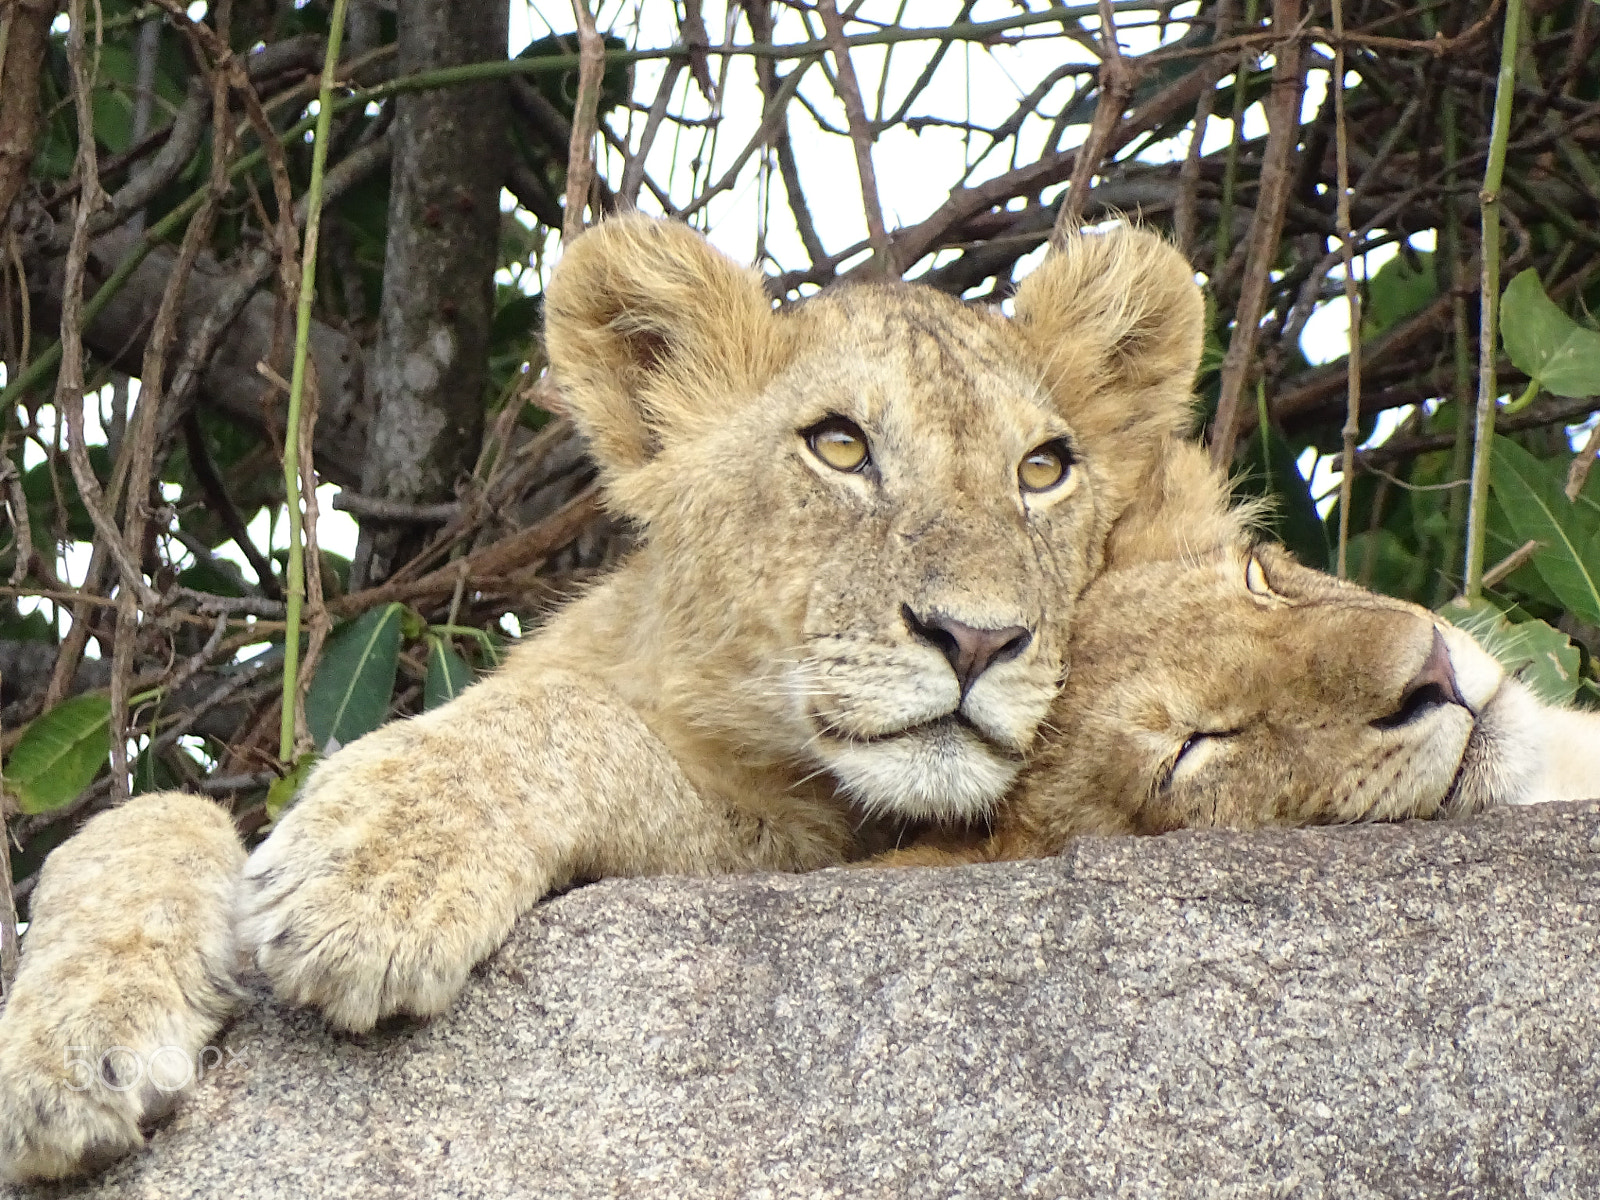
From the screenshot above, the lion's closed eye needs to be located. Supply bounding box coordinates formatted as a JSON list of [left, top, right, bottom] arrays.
[[1161, 728, 1243, 791], [1242, 551, 1295, 606]]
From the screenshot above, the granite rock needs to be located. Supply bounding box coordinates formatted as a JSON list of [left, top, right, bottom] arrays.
[[8, 801, 1600, 1199]]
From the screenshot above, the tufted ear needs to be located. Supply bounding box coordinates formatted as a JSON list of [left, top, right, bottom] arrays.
[[1101, 439, 1262, 571], [542, 215, 787, 479], [1011, 226, 1204, 510]]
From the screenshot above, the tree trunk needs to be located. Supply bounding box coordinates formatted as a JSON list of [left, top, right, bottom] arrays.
[[355, 0, 508, 586], [0, 0, 60, 234]]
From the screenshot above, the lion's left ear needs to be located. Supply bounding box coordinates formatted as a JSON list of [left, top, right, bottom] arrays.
[[1011, 226, 1203, 505]]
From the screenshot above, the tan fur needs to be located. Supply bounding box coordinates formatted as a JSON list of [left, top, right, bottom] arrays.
[[0, 216, 1207, 1181], [0, 793, 242, 1182], [882, 448, 1600, 865]]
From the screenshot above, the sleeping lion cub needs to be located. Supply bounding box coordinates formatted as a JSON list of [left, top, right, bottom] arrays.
[[981, 541, 1600, 854], [0, 216, 1208, 1181]]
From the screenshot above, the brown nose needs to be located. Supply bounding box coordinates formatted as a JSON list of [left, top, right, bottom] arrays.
[[903, 606, 1032, 697], [1374, 627, 1467, 729]]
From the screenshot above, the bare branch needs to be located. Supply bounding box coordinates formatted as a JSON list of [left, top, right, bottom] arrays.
[[0, 459, 32, 587], [818, 0, 894, 275], [1208, 0, 1307, 468], [564, 1, 605, 240], [0, 0, 59, 229], [1054, 0, 1137, 240]]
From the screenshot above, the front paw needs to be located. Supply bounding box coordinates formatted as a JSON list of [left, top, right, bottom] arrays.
[[0, 990, 220, 1183], [237, 741, 534, 1031], [0, 793, 241, 1183]]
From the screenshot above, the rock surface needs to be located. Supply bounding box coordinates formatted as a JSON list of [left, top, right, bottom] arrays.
[[10, 801, 1600, 1199]]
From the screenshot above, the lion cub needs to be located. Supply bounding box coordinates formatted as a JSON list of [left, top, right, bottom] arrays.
[[984, 541, 1600, 854], [0, 216, 1210, 1181]]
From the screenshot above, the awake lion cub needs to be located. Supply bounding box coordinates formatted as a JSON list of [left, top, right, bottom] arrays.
[[0, 215, 1209, 1181]]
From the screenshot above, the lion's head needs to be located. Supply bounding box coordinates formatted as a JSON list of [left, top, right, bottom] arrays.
[[543, 215, 1204, 821], [996, 533, 1545, 852]]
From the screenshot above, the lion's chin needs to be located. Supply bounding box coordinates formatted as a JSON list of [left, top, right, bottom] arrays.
[[1439, 679, 1545, 814], [818, 719, 1021, 822]]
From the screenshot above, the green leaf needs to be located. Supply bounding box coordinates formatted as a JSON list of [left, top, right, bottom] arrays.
[[490, 292, 543, 349], [1342, 529, 1426, 598], [132, 741, 201, 796], [424, 637, 474, 710], [1439, 597, 1581, 706], [398, 606, 428, 643], [3, 695, 111, 814], [1500, 269, 1600, 398], [1364, 251, 1437, 338], [0, 609, 54, 643], [304, 604, 404, 752], [265, 752, 319, 822], [1489, 436, 1600, 625], [23, 446, 112, 544], [1484, 490, 1563, 610], [176, 558, 249, 599]]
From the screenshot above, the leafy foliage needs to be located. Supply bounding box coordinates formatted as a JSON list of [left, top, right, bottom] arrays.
[[1501, 271, 1600, 402], [304, 604, 407, 753], [3, 696, 112, 815]]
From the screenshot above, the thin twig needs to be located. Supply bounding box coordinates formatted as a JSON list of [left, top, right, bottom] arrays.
[[563, 0, 605, 241], [278, 0, 349, 762], [330, 485, 601, 616], [181, 413, 281, 598], [109, 62, 232, 803], [818, 0, 894, 275], [0, 460, 32, 586], [1054, 0, 1137, 241], [332, 492, 460, 523], [1174, 0, 1231, 258], [619, 54, 684, 205], [673, 59, 818, 222], [0, 663, 18, 996], [292, 362, 328, 756], [1462, 0, 1523, 602], [1481, 538, 1540, 590], [165, 611, 230, 698], [1332, 0, 1362, 579], [1565, 418, 1600, 502], [1208, 0, 1305, 467], [58, 0, 160, 611]]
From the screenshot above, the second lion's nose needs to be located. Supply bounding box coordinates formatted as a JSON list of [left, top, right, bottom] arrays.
[[1374, 627, 1468, 729], [903, 606, 1032, 696]]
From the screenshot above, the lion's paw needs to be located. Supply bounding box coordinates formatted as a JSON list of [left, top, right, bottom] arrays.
[[238, 840, 498, 1032], [238, 748, 531, 1032], [0, 978, 232, 1183], [0, 792, 242, 1183]]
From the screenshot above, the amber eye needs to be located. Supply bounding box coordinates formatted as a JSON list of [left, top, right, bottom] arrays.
[[1018, 439, 1074, 493], [803, 415, 870, 473]]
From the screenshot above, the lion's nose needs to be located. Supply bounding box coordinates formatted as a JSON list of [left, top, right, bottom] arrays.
[[1374, 627, 1468, 729], [903, 606, 1032, 696]]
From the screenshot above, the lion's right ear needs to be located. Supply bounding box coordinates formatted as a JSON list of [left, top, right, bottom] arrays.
[[543, 216, 786, 476]]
